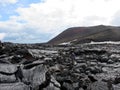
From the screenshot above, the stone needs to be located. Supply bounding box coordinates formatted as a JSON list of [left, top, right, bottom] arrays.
[[0, 74, 16, 83], [0, 82, 30, 90], [0, 64, 17, 74], [87, 81, 108, 90]]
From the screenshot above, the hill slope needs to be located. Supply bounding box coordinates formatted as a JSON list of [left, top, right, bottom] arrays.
[[48, 25, 120, 44]]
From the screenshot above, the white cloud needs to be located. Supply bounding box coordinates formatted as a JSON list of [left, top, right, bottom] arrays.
[[15, 0, 120, 30], [0, 33, 6, 40], [82, 16, 106, 26], [0, 0, 18, 5], [1, 0, 120, 43], [111, 11, 120, 26]]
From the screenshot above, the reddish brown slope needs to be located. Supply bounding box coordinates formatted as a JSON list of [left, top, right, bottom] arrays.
[[48, 25, 120, 44]]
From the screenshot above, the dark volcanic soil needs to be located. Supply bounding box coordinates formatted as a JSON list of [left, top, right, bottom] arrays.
[[48, 25, 120, 44], [1, 42, 120, 90]]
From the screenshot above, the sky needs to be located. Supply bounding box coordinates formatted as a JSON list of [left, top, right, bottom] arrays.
[[0, 0, 120, 43]]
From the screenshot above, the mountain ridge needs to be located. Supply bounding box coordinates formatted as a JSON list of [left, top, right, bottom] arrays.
[[48, 25, 120, 44]]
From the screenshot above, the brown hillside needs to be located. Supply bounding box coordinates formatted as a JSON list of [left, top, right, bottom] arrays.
[[48, 25, 120, 44]]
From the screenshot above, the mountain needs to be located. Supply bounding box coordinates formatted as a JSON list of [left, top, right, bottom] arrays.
[[47, 25, 120, 45]]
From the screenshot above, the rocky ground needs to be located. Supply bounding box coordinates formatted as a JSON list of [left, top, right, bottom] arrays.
[[1, 42, 120, 90]]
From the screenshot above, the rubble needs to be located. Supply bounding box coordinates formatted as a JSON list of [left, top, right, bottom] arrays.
[[1, 42, 120, 90]]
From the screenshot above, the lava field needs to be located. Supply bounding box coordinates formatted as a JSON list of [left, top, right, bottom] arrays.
[[1, 42, 120, 90]]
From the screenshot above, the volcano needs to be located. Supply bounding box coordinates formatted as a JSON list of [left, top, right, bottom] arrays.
[[48, 25, 120, 44]]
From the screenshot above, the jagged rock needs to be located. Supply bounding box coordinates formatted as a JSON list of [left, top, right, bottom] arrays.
[[62, 82, 74, 90], [28, 49, 45, 59], [98, 55, 109, 63], [1, 42, 120, 90], [0, 82, 30, 90], [15, 49, 35, 60], [114, 75, 120, 84], [43, 83, 60, 90], [23, 60, 45, 69], [0, 64, 17, 74], [87, 81, 109, 90], [107, 59, 114, 64], [114, 83, 120, 90], [88, 75, 97, 83], [11, 55, 23, 64], [86, 66, 102, 74], [0, 74, 16, 83], [23, 65, 48, 89], [43, 76, 60, 90], [0, 59, 11, 64]]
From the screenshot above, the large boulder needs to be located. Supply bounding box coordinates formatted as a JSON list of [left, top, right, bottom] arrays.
[[0, 82, 30, 90], [23, 65, 48, 88], [0, 74, 16, 83], [0, 64, 17, 74], [0, 64, 19, 83]]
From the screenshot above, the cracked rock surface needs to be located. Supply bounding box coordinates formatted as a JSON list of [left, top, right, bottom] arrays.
[[1, 42, 120, 90]]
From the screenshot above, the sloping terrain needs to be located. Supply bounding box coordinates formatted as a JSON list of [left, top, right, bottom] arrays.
[[48, 25, 120, 44]]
